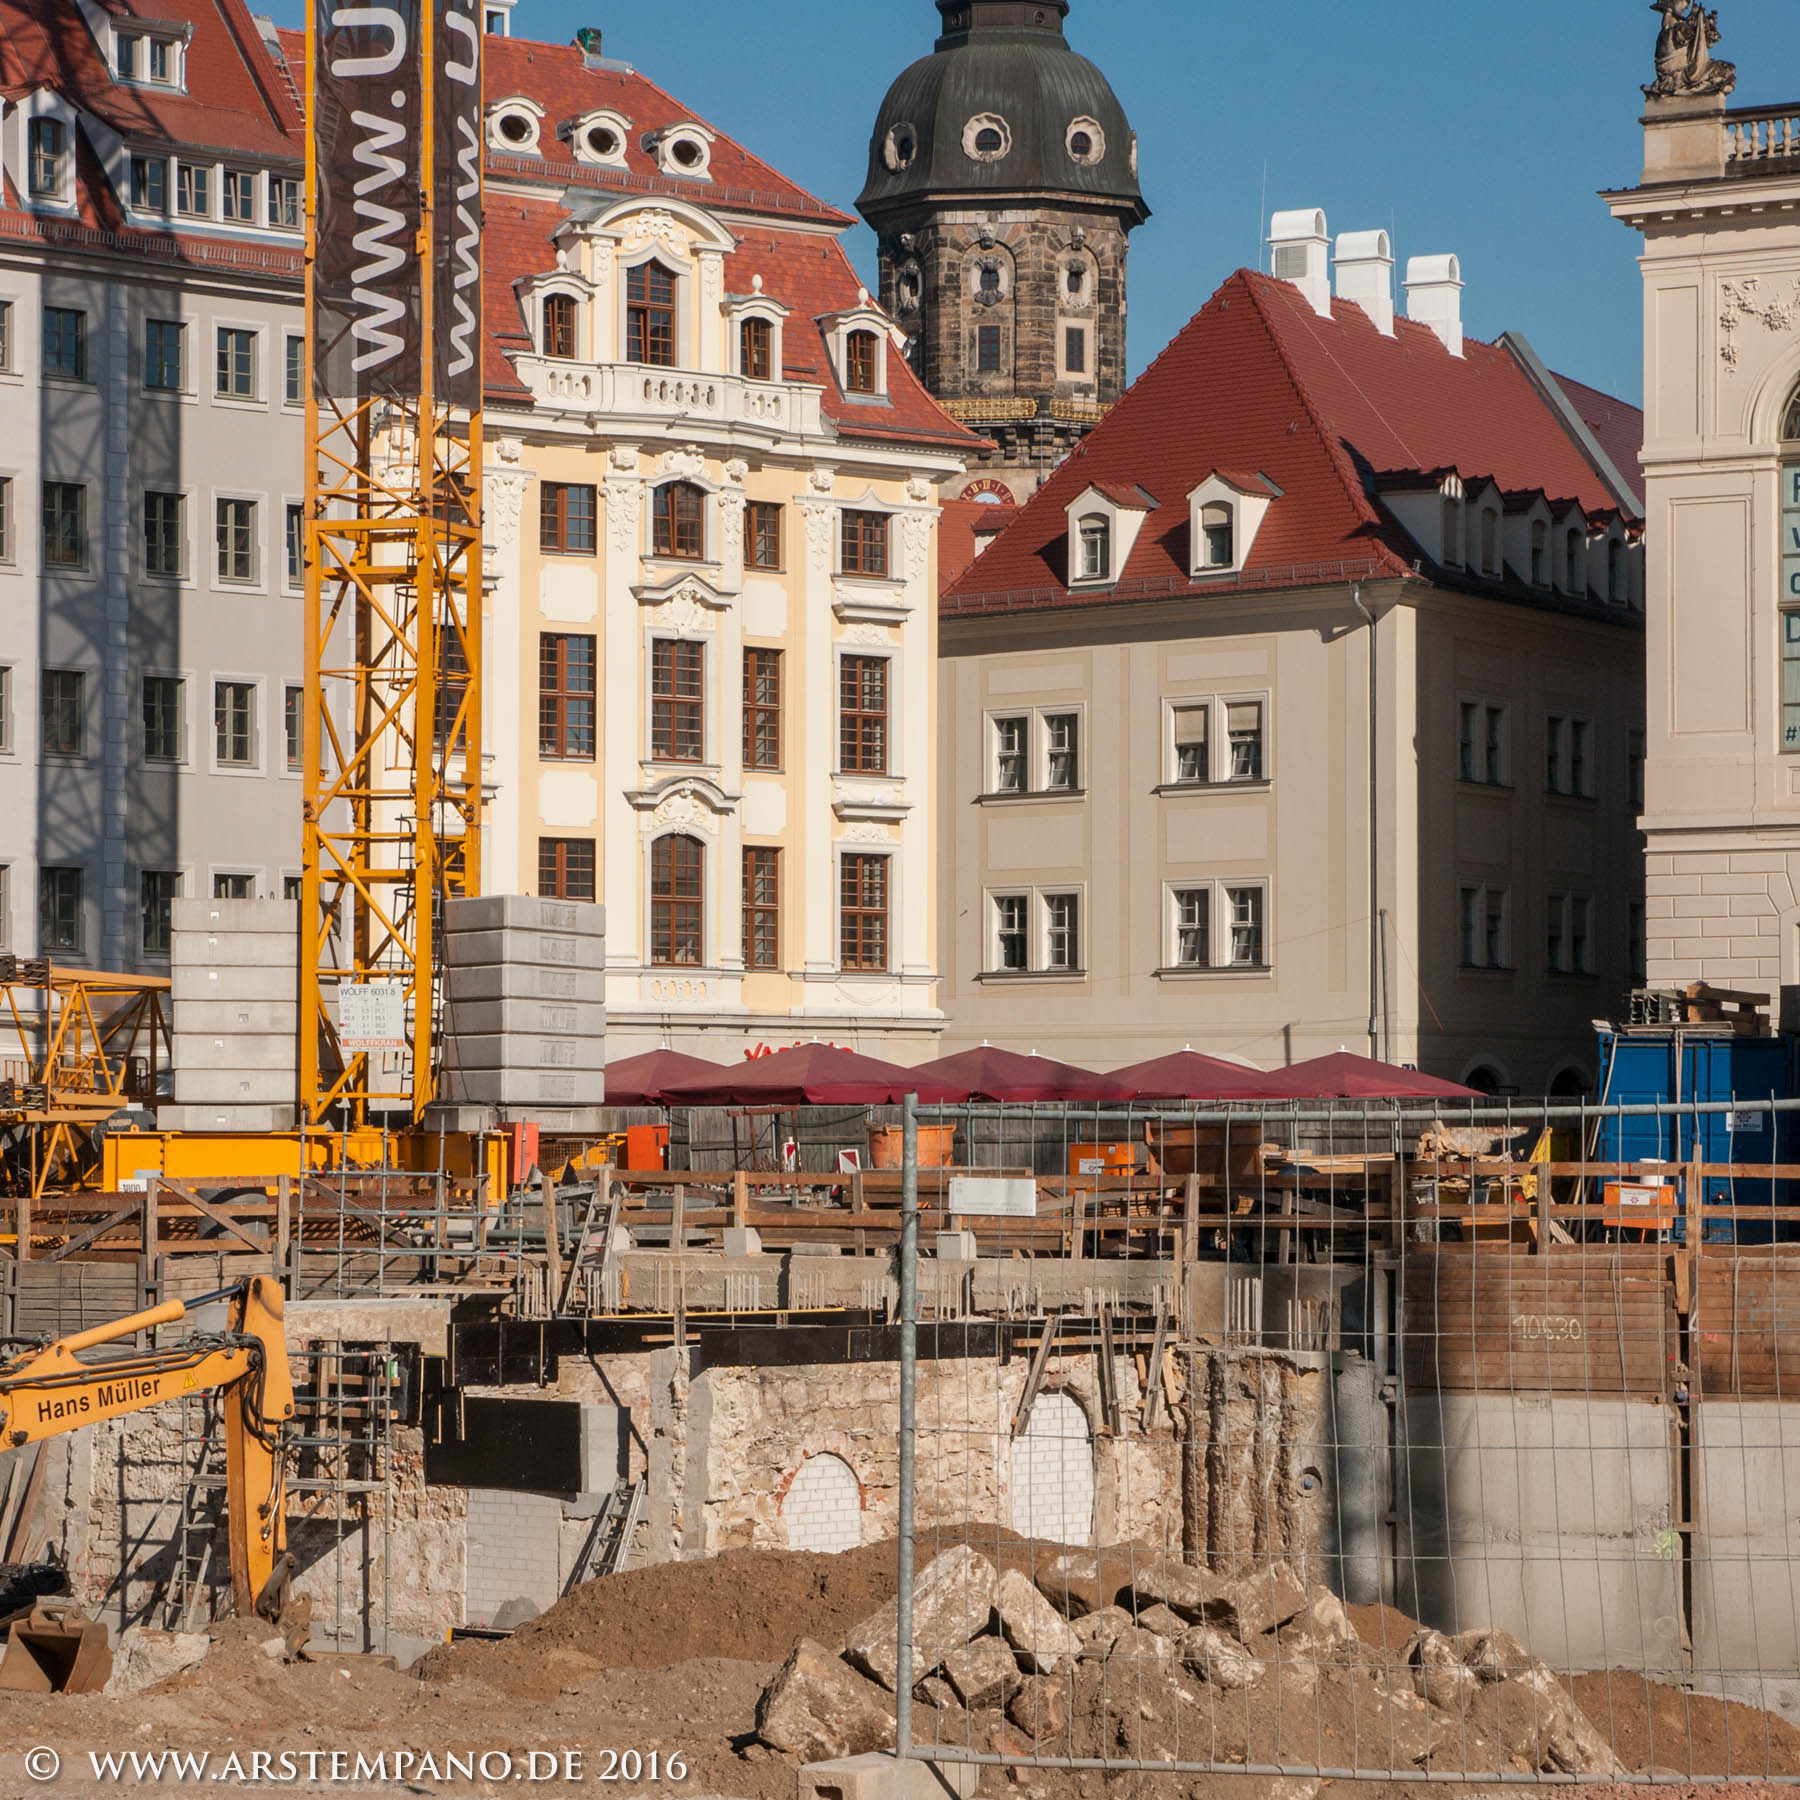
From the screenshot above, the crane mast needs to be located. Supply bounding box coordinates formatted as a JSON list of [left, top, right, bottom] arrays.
[[299, 0, 485, 1127]]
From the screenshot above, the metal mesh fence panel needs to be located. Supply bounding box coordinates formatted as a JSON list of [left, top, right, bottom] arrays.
[[888, 1093, 1800, 1784]]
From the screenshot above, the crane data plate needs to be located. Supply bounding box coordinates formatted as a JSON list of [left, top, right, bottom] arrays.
[[338, 984, 406, 1053]]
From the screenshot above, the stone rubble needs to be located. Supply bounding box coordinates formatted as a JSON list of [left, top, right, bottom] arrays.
[[753, 1637, 895, 1761]]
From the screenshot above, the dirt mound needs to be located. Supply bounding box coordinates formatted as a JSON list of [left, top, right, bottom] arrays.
[[1572, 1671, 1800, 1778], [417, 1539, 901, 1689]]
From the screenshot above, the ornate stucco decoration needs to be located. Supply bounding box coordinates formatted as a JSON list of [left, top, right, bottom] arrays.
[[1720, 277, 1800, 371], [625, 775, 738, 826], [840, 820, 900, 844], [626, 209, 684, 247], [801, 503, 837, 573], [833, 775, 909, 823], [605, 478, 642, 552], [901, 512, 932, 582], [659, 445, 707, 481], [1645, 0, 1736, 99], [633, 569, 732, 626], [808, 467, 837, 495]]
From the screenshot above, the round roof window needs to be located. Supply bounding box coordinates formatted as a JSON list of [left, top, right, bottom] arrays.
[[962, 113, 1011, 162], [586, 124, 620, 159], [1066, 118, 1105, 165], [975, 127, 1003, 154], [670, 136, 704, 168], [884, 124, 917, 172], [497, 110, 533, 146]]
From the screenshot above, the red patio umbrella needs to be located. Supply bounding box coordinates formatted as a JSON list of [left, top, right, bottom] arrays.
[[603, 1049, 723, 1107], [907, 1044, 1137, 1104], [1253, 1052, 1482, 1101], [1108, 1048, 1290, 1101], [657, 1042, 971, 1107]]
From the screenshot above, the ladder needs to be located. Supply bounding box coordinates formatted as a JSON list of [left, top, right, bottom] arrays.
[[167, 1390, 226, 1629], [564, 1480, 644, 1592], [558, 1176, 621, 1315]]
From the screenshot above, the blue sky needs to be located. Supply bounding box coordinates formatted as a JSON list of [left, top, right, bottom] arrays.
[[280, 0, 1800, 404]]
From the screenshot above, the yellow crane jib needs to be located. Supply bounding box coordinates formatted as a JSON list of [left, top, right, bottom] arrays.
[[0, 1276, 296, 1623]]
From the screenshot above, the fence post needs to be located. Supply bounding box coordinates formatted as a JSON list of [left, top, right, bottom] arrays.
[[895, 1092, 918, 1763]]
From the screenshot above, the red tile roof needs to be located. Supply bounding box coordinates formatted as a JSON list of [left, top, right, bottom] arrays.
[[938, 496, 1013, 587], [1551, 368, 1648, 506], [0, 0, 299, 158], [945, 269, 1643, 617]]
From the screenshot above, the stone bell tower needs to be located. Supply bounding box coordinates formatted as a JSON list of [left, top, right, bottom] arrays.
[[858, 0, 1149, 501]]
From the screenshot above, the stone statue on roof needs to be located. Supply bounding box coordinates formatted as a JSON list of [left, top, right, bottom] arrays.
[[1645, 0, 1737, 100]]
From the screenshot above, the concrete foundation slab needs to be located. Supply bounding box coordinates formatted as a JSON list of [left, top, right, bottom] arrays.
[[170, 931, 299, 968], [1693, 1401, 1800, 1674], [170, 965, 298, 1002], [444, 962, 608, 1004], [168, 1069, 298, 1105], [1399, 1392, 1682, 1671], [797, 1754, 979, 1800], [444, 896, 605, 937], [439, 1069, 603, 1107], [443, 997, 607, 1038], [154, 1103, 298, 1133], [442, 929, 605, 971], [171, 1033, 299, 1071], [169, 1000, 300, 1035], [442, 1032, 607, 1073]]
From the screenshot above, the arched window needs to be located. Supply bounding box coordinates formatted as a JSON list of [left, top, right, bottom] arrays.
[[1783, 379, 1800, 442], [1201, 501, 1235, 569], [783, 1453, 862, 1554], [1565, 529, 1582, 594], [844, 329, 879, 396], [1529, 520, 1547, 587], [542, 293, 577, 359], [1785, 390, 1800, 750], [650, 834, 703, 967], [1442, 498, 1462, 567], [652, 482, 704, 559], [626, 261, 677, 367], [740, 316, 772, 381], [1077, 515, 1110, 582]]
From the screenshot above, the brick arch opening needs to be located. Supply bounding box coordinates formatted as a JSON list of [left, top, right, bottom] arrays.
[[1010, 1389, 1094, 1546], [782, 1452, 863, 1554]]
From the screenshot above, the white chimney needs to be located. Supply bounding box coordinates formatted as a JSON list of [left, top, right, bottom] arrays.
[[1405, 254, 1464, 358], [1334, 229, 1394, 336], [1268, 208, 1331, 319]]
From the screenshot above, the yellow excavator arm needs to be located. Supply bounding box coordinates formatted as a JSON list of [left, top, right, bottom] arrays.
[[0, 1276, 295, 1621]]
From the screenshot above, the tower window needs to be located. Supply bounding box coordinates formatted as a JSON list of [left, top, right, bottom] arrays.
[[976, 325, 1002, 373], [1064, 327, 1086, 374], [978, 263, 1001, 297], [975, 127, 1003, 154], [1069, 130, 1093, 159]]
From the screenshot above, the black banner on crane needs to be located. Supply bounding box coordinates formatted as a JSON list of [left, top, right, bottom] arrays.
[[313, 0, 425, 399], [433, 0, 482, 411]]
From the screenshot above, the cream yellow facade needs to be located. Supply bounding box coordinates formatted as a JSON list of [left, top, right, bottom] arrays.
[[480, 194, 970, 1061]]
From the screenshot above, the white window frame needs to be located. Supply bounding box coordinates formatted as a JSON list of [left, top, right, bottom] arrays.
[[0, 474, 13, 568], [0, 663, 11, 753], [282, 682, 305, 778], [209, 673, 264, 776], [139, 668, 189, 767], [213, 320, 262, 405], [1456, 695, 1510, 786], [0, 297, 13, 374], [1159, 879, 1273, 975], [1546, 891, 1594, 976], [981, 886, 1088, 978], [136, 865, 185, 960], [982, 704, 1084, 797], [283, 498, 306, 594], [989, 891, 1029, 972], [1161, 693, 1270, 788], [1041, 888, 1083, 973], [212, 489, 266, 591]]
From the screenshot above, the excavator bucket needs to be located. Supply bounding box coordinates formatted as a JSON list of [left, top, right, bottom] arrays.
[[0, 1601, 113, 1694]]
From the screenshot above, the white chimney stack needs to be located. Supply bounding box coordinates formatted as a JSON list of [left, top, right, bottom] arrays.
[[1404, 254, 1464, 358], [1268, 208, 1331, 319], [1334, 229, 1395, 336]]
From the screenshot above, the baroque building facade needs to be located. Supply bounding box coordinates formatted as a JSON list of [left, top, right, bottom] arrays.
[[859, 0, 1146, 503], [474, 35, 978, 1062], [1605, 20, 1800, 1005]]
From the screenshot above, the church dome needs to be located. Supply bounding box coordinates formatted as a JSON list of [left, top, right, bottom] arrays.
[[859, 0, 1146, 223]]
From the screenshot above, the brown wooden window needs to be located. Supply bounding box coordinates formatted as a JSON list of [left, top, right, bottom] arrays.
[[542, 293, 577, 358], [652, 482, 704, 559], [743, 648, 781, 769], [651, 833, 703, 966], [845, 329, 879, 394], [538, 837, 595, 902], [651, 638, 704, 762], [743, 846, 780, 970], [840, 853, 888, 972], [839, 655, 887, 774], [748, 502, 783, 570], [741, 316, 772, 380], [626, 261, 676, 366], [540, 482, 596, 553], [840, 510, 888, 577], [539, 632, 596, 760]]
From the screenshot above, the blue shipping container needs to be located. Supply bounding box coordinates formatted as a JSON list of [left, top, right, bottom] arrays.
[[1593, 1028, 1794, 1243]]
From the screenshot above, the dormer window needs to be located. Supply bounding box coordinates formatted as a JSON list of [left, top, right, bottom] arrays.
[[118, 34, 177, 83], [1078, 516, 1110, 582], [1442, 497, 1462, 566], [651, 126, 714, 180], [1565, 529, 1582, 594], [221, 170, 254, 223], [543, 293, 578, 359], [1529, 520, 1547, 587], [268, 177, 300, 229], [487, 100, 544, 155], [148, 38, 174, 82], [845, 330, 879, 395], [130, 156, 167, 212], [1200, 502, 1234, 569], [177, 163, 209, 217], [28, 119, 66, 199], [1480, 507, 1499, 575], [652, 483, 705, 560], [741, 316, 772, 380], [1607, 539, 1624, 605], [117, 34, 140, 78], [627, 262, 677, 367]]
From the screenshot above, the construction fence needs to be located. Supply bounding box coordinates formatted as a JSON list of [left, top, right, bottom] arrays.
[[884, 1092, 1800, 1785]]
